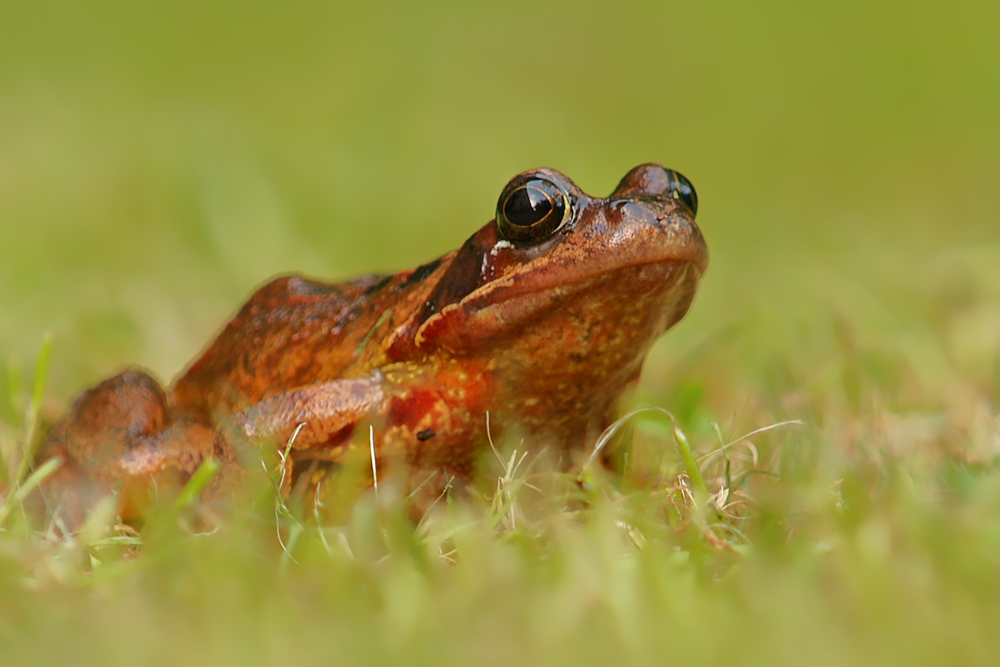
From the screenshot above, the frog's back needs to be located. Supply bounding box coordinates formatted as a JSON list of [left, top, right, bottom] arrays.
[[169, 273, 396, 420]]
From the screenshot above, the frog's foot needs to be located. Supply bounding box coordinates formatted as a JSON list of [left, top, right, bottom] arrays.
[[35, 368, 220, 529]]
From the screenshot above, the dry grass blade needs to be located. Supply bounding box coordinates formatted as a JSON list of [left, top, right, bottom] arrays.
[[699, 419, 805, 466], [580, 407, 709, 499], [269, 422, 307, 565], [369, 424, 379, 498]]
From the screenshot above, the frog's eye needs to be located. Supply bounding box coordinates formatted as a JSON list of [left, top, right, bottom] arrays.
[[495, 177, 571, 245], [664, 169, 698, 216]]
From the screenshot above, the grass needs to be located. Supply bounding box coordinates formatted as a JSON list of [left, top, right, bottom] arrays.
[[0, 335, 996, 666], [0, 0, 997, 664]]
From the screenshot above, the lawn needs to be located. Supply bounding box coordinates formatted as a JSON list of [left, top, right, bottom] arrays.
[[0, 1, 997, 665]]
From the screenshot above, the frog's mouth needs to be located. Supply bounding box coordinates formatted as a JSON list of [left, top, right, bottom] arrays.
[[476, 257, 702, 324], [413, 256, 704, 352]]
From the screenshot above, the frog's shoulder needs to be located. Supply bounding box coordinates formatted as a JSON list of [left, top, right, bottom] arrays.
[[169, 254, 460, 416]]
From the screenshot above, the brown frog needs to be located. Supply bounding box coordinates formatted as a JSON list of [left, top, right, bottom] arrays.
[[35, 163, 708, 525]]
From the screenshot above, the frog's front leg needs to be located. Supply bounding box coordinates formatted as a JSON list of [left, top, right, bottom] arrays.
[[220, 376, 471, 519], [36, 368, 221, 528], [218, 377, 387, 491]]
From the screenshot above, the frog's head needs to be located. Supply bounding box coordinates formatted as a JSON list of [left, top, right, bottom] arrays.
[[387, 163, 708, 371]]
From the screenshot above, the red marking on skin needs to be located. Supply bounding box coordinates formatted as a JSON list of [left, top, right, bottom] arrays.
[[324, 424, 356, 448], [388, 389, 440, 429]]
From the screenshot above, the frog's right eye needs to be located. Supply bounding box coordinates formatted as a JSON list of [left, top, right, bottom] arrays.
[[495, 177, 571, 245]]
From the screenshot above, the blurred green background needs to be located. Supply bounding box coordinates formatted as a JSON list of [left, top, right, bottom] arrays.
[[0, 0, 996, 415]]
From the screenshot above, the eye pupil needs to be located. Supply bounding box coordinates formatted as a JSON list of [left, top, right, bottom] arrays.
[[504, 186, 554, 227]]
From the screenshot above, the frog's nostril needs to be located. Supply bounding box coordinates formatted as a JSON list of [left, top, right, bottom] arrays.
[[614, 163, 698, 216]]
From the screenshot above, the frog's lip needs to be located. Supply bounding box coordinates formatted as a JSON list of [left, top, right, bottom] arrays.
[[461, 252, 705, 315]]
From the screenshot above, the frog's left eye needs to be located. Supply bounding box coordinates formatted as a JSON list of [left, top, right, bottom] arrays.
[[664, 169, 698, 216], [495, 177, 571, 245]]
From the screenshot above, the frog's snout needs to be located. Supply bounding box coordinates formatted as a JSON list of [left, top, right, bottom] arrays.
[[613, 163, 698, 217]]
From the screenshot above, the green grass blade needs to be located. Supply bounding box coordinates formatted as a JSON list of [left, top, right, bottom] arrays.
[[16, 332, 53, 485], [5, 362, 23, 425], [174, 458, 221, 510], [667, 413, 710, 501], [0, 455, 61, 527]]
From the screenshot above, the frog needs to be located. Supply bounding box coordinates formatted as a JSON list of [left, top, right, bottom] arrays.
[[34, 163, 708, 527]]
